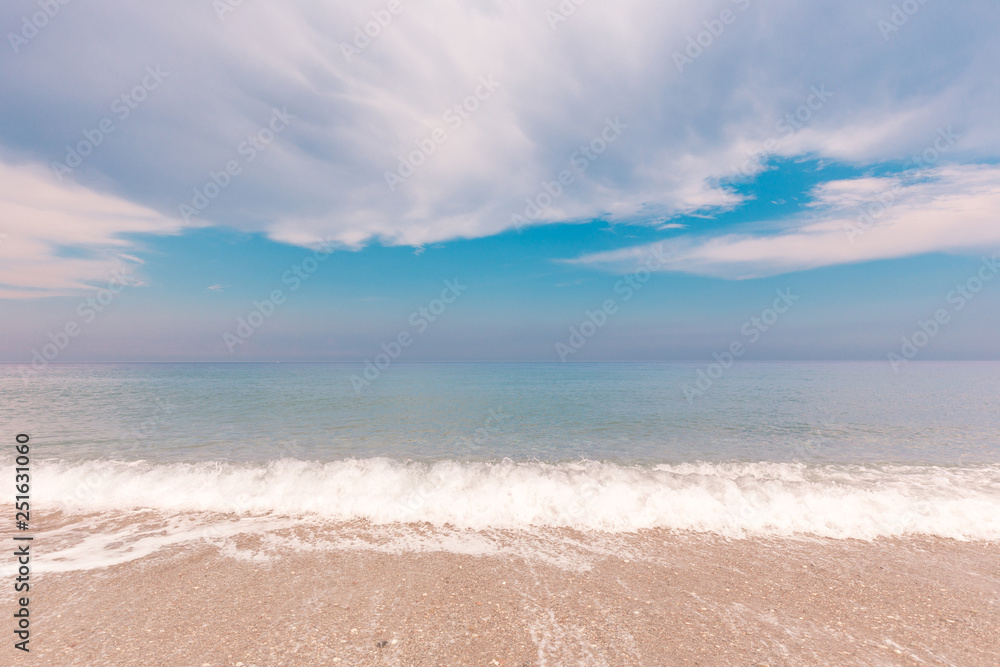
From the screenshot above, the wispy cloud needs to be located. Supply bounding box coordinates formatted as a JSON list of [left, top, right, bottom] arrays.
[[0, 0, 995, 259], [0, 158, 190, 298], [569, 165, 1000, 279]]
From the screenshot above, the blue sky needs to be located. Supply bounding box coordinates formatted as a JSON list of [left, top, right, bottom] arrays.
[[1, 0, 999, 362]]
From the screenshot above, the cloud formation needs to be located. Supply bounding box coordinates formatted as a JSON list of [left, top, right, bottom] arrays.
[[570, 165, 1000, 278], [1, 0, 999, 289], [0, 158, 188, 297]]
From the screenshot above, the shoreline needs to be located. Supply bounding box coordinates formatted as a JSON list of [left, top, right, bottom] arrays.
[[3, 514, 998, 665]]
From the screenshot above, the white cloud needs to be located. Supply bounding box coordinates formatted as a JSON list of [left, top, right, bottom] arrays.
[[0, 159, 189, 298], [0, 0, 998, 291], [569, 165, 1000, 279]]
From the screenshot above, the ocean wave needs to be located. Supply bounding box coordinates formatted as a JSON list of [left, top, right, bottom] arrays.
[[19, 458, 1000, 540]]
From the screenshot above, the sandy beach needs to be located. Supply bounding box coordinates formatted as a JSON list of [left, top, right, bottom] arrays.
[[4, 511, 998, 666], [4, 0, 1000, 661]]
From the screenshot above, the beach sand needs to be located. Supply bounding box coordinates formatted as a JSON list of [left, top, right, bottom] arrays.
[[3, 512, 999, 666]]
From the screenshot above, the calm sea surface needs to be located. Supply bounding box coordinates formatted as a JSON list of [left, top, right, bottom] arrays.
[[3, 362, 998, 465]]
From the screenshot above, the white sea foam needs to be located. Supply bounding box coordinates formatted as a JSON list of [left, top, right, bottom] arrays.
[[16, 458, 1000, 540]]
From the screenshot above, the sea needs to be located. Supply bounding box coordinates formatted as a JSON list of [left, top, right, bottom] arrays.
[[3, 361, 1000, 553]]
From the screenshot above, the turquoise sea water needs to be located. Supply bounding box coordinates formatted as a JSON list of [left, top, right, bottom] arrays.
[[3, 362, 999, 465], [4, 362, 1000, 540]]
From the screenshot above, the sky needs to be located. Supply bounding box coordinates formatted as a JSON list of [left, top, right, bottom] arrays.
[[1, 0, 999, 363]]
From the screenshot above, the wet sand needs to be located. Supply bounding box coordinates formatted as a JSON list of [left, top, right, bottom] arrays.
[[3, 517, 999, 666]]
